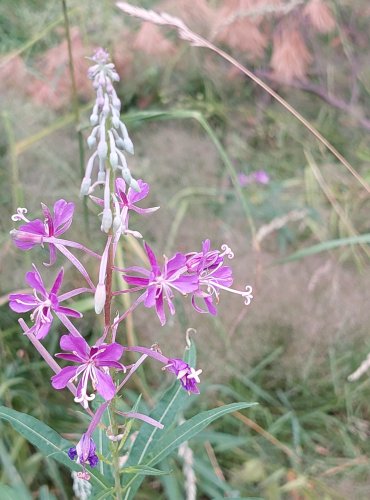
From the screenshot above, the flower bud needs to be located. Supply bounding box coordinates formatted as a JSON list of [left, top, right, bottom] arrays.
[[97, 140, 108, 160], [80, 177, 91, 196], [101, 208, 112, 233], [112, 115, 120, 129], [87, 135, 97, 149], [113, 214, 122, 234], [94, 283, 106, 314], [90, 113, 98, 125], [130, 178, 140, 192], [109, 150, 119, 170], [123, 136, 134, 155], [121, 167, 132, 185]]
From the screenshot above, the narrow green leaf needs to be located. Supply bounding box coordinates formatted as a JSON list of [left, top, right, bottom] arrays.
[[121, 465, 170, 476], [277, 233, 370, 263], [0, 484, 28, 500], [0, 406, 112, 491], [124, 402, 257, 499]]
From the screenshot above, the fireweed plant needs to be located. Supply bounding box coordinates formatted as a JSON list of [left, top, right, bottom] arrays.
[[7, 49, 253, 496]]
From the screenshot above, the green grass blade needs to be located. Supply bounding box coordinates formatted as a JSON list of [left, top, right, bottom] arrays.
[[123, 402, 257, 499], [277, 233, 370, 263]]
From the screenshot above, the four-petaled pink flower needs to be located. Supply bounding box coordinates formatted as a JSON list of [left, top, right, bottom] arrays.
[[51, 334, 125, 408], [11, 200, 74, 265], [9, 265, 81, 340], [165, 358, 202, 394], [123, 242, 199, 325]]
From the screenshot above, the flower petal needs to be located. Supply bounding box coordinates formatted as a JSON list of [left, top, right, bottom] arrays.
[[60, 334, 89, 360], [95, 369, 116, 400], [94, 343, 124, 364], [50, 268, 64, 295], [51, 365, 79, 389], [144, 242, 159, 272], [8, 294, 38, 312], [53, 199, 75, 235], [55, 305, 82, 318], [25, 265, 46, 296]]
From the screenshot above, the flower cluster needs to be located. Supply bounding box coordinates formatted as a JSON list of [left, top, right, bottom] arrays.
[[8, 48, 253, 480], [80, 48, 138, 235], [122, 239, 253, 325]]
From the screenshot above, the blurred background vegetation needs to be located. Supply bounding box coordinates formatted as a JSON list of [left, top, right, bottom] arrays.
[[1, 0, 370, 498]]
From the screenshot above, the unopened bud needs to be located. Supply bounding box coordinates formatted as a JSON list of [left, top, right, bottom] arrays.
[[97, 141, 108, 160], [109, 150, 119, 170], [115, 137, 125, 150], [121, 167, 132, 185], [80, 177, 91, 196], [87, 135, 97, 149], [94, 283, 106, 314], [123, 137, 134, 155], [101, 208, 112, 233], [130, 178, 140, 192], [112, 115, 120, 129], [113, 214, 122, 234], [90, 113, 98, 125]]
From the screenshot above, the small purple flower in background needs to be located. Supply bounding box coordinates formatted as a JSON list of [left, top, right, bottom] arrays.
[[186, 240, 253, 314], [123, 242, 199, 325], [9, 265, 82, 340], [164, 358, 202, 394], [10, 200, 74, 265], [68, 433, 99, 468], [238, 170, 270, 187], [51, 334, 125, 408]]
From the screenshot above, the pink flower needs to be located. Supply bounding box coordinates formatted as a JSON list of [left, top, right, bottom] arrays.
[[51, 335, 125, 408], [9, 265, 81, 340], [11, 200, 74, 265], [123, 242, 199, 325]]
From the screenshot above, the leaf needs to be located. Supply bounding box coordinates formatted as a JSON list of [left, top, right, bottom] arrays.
[[0, 406, 112, 492], [120, 343, 197, 496], [277, 233, 370, 263], [0, 484, 28, 500], [123, 402, 257, 499], [121, 465, 170, 476]]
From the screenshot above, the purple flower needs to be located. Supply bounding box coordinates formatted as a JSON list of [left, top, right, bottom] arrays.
[[11, 200, 74, 265], [68, 433, 99, 468], [51, 335, 125, 408], [91, 178, 159, 238], [186, 240, 253, 314], [9, 265, 82, 340], [123, 242, 199, 325], [165, 358, 202, 394], [237, 170, 270, 187]]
